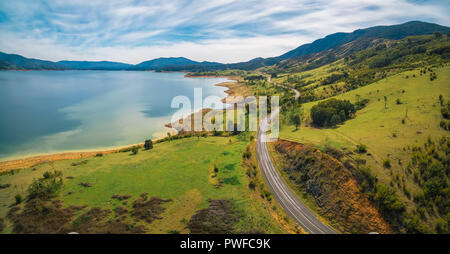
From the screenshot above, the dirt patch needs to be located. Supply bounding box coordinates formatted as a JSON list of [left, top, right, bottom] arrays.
[[187, 199, 241, 234], [71, 160, 88, 166], [273, 140, 393, 234], [130, 194, 172, 223], [6, 199, 86, 234], [112, 194, 131, 201]]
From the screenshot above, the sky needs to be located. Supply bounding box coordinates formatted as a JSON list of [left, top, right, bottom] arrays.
[[0, 0, 449, 64]]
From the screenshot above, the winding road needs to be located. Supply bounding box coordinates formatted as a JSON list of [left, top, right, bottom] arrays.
[[256, 75, 336, 234]]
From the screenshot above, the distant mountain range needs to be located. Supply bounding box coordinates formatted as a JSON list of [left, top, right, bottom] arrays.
[[1, 21, 449, 72]]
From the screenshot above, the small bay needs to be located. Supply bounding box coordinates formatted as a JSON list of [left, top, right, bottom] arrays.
[[0, 70, 229, 160]]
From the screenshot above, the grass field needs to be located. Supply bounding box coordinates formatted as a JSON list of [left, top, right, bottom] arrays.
[[279, 65, 450, 206], [0, 135, 287, 234]]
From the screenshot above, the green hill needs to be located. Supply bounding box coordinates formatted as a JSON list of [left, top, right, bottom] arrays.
[[260, 33, 450, 233], [0, 136, 291, 234]]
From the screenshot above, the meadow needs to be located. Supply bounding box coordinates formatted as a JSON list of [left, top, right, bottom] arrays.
[[0, 135, 287, 234], [279, 65, 449, 214]]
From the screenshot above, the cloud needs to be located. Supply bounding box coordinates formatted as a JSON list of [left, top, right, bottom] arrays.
[[0, 0, 449, 63]]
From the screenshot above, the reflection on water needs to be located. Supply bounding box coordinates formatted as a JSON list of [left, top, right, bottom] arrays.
[[0, 71, 228, 160]]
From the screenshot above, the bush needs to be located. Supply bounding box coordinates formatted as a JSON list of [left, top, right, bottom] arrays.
[[15, 194, 23, 204], [357, 144, 367, 153], [144, 139, 153, 150], [131, 146, 139, 155], [383, 159, 391, 169], [27, 171, 63, 200], [310, 98, 355, 127], [374, 184, 405, 213], [248, 181, 256, 190]]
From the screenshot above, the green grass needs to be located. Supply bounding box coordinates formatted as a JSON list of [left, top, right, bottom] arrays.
[[0, 136, 286, 234], [280, 65, 450, 205]]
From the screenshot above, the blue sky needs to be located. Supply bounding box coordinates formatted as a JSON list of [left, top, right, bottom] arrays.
[[0, 0, 449, 64]]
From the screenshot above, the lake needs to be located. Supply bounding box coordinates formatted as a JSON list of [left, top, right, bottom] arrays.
[[0, 71, 229, 160]]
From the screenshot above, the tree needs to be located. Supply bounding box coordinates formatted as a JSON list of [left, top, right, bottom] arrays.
[[310, 98, 355, 127], [329, 114, 341, 127], [27, 171, 63, 200], [131, 146, 138, 155], [289, 112, 301, 130], [144, 139, 153, 150], [384, 96, 387, 109], [434, 31, 442, 38]]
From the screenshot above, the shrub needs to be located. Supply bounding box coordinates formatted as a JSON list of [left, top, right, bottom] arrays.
[[144, 139, 153, 150], [15, 194, 23, 204], [383, 159, 391, 169], [357, 144, 367, 153], [374, 184, 405, 213], [131, 146, 139, 155], [248, 181, 256, 190], [27, 171, 63, 200]]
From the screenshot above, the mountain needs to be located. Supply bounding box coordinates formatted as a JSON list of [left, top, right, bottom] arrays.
[[0, 52, 65, 70], [57, 61, 133, 70], [1, 21, 449, 71], [279, 21, 450, 60], [160, 21, 450, 72], [130, 57, 223, 70]]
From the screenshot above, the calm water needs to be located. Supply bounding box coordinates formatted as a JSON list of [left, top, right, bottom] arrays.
[[0, 71, 229, 160]]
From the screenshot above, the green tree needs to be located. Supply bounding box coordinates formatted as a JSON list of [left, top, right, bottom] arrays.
[[329, 114, 341, 127], [144, 139, 153, 150], [290, 112, 301, 130]]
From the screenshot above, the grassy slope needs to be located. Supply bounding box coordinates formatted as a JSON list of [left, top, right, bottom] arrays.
[[0, 136, 286, 234], [279, 65, 450, 206]]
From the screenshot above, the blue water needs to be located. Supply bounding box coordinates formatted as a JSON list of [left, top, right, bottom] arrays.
[[0, 71, 229, 159]]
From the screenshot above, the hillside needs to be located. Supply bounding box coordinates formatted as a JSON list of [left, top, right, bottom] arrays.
[[0, 135, 295, 234], [57, 61, 133, 70], [255, 31, 450, 233], [279, 21, 450, 60]]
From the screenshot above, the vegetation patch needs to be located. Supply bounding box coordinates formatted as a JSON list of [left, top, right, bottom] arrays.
[[112, 194, 131, 201], [7, 199, 86, 234], [27, 171, 63, 200], [187, 199, 241, 234], [131, 193, 172, 223], [72, 207, 145, 234], [273, 140, 393, 233], [310, 98, 356, 127], [0, 184, 10, 189]]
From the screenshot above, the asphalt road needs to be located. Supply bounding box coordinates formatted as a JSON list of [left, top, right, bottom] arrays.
[[256, 75, 336, 234]]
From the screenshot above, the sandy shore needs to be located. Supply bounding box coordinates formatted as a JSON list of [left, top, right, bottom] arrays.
[[0, 75, 251, 172]]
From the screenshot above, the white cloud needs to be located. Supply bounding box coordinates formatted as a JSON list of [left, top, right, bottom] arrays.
[[0, 0, 449, 63]]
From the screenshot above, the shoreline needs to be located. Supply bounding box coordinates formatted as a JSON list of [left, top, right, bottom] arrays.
[[0, 75, 248, 172]]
